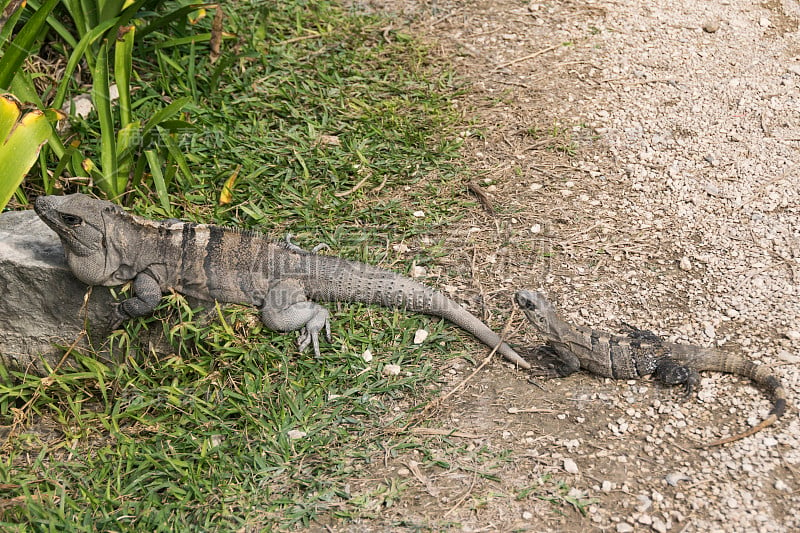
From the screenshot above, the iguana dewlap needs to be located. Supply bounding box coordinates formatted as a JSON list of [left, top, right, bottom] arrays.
[[33, 194, 529, 368], [515, 290, 787, 447]]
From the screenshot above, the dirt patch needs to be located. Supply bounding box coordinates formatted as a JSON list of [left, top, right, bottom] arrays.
[[335, 0, 800, 531]]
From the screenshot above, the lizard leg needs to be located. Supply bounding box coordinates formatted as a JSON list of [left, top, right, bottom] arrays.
[[546, 343, 582, 377], [654, 359, 701, 399], [111, 271, 162, 328], [527, 345, 567, 378], [620, 322, 662, 344], [259, 280, 332, 357]]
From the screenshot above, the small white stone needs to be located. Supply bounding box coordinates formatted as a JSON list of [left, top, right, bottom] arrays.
[[762, 436, 779, 447], [412, 210, 425, 218], [392, 243, 410, 253], [602, 480, 613, 492], [522, 511, 534, 520], [785, 330, 800, 341], [362, 349, 373, 362], [636, 494, 652, 512], [759, 16, 771, 27], [616, 523, 634, 533], [727, 497, 739, 509], [563, 458, 579, 474], [413, 329, 429, 344], [777, 350, 800, 363], [287, 429, 307, 440], [397, 467, 411, 476], [652, 517, 668, 533], [703, 323, 716, 339], [530, 223, 542, 234], [567, 487, 585, 500], [774, 479, 790, 491], [410, 265, 427, 278], [665, 472, 690, 486], [679, 256, 692, 271], [529, 183, 543, 191], [383, 364, 401, 376], [638, 514, 653, 525]]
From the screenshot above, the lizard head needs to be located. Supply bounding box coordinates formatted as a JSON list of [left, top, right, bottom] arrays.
[[34, 193, 127, 285], [514, 290, 573, 341]]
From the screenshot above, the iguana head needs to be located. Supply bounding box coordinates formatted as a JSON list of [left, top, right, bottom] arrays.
[[514, 290, 574, 342], [34, 193, 128, 285]]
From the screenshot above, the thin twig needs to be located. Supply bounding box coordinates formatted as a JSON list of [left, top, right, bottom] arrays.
[[333, 174, 371, 197], [492, 44, 559, 71], [275, 32, 322, 46], [444, 468, 479, 517], [400, 307, 518, 431], [467, 181, 496, 215]]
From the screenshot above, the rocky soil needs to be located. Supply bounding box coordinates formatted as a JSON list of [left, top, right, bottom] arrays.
[[341, 0, 800, 531]]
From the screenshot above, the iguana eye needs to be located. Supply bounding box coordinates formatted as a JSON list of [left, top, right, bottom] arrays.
[[60, 213, 83, 226]]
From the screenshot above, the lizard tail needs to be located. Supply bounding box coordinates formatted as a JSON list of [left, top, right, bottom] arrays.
[[304, 256, 531, 369], [675, 346, 787, 446]]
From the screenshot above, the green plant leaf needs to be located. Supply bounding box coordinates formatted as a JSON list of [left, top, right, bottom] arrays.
[[135, 2, 216, 41], [114, 24, 136, 128], [0, 0, 27, 46], [92, 39, 119, 198], [0, 95, 62, 210], [0, 93, 21, 141], [52, 17, 121, 109], [0, 0, 61, 89], [145, 149, 170, 212]]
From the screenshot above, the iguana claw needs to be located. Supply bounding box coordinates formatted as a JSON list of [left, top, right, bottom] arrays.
[[284, 233, 331, 255], [109, 304, 127, 330], [297, 312, 332, 357]]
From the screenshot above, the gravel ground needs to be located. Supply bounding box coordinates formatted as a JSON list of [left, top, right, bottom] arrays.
[[344, 1, 800, 531]]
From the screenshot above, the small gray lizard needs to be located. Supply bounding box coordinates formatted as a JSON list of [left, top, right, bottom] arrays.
[[33, 193, 530, 369], [515, 290, 787, 446]]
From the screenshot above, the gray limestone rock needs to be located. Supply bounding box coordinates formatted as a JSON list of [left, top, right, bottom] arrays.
[[0, 209, 116, 375]]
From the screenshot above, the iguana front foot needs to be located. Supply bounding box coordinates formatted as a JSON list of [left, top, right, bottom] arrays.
[[527, 345, 575, 378]]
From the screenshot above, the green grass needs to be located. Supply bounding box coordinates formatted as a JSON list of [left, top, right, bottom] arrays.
[[1, 1, 580, 529]]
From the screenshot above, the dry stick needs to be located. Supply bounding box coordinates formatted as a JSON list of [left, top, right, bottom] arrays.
[[469, 245, 488, 322], [333, 174, 371, 197], [408, 427, 484, 439], [275, 32, 322, 46], [467, 181, 496, 215], [428, 11, 456, 27], [399, 307, 518, 432], [444, 468, 479, 518], [4, 329, 87, 449], [492, 44, 559, 71], [370, 175, 389, 195]]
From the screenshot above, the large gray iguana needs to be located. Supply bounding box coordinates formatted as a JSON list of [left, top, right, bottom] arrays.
[[34, 193, 530, 368], [515, 290, 787, 446]]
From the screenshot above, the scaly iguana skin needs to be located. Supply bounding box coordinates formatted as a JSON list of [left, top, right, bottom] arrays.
[[33, 194, 530, 369], [515, 290, 787, 446]]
